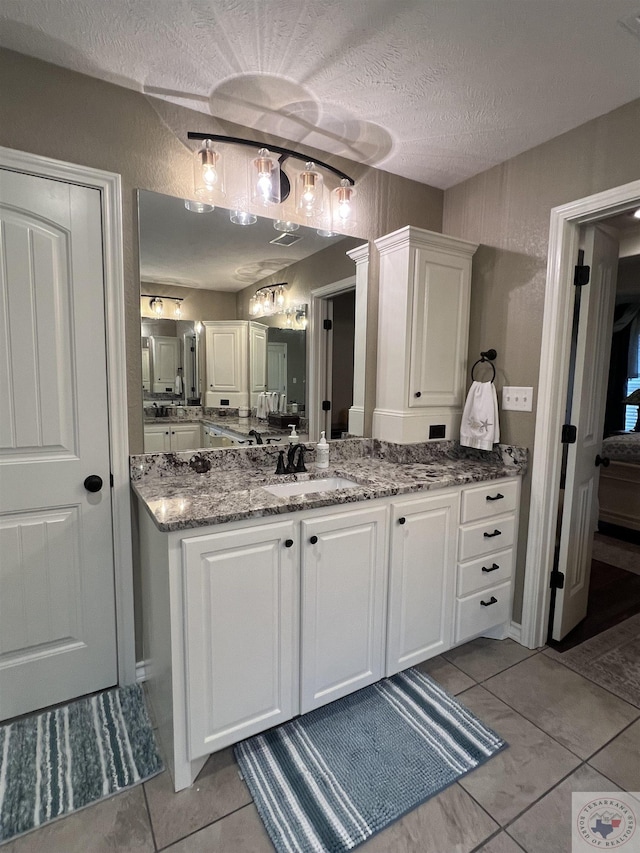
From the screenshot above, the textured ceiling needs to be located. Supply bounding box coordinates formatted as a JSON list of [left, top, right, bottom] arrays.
[[1, 0, 639, 188]]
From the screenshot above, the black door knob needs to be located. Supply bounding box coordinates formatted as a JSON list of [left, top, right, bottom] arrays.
[[595, 455, 610, 468], [398, 517, 406, 525], [414, 391, 421, 398], [284, 539, 294, 548], [309, 535, 318, 544], [84, 475, 103, 493]]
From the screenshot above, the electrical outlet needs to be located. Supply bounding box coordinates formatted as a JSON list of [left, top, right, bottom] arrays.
[[502, 386, 534, 412]]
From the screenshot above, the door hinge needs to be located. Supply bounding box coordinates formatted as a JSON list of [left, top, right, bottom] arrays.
[[573, 265, 590, 287], [561, 424, 577, 444], [323, 318, 333, 331], [550, 570, 565, 590], [322, 400, 331, 411], [109, 472, 114, 488]]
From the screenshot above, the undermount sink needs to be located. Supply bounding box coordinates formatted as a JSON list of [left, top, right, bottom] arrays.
[[262, 477, 359, 498]]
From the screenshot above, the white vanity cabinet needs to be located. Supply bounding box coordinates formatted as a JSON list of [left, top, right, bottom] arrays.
[[144, 423, 202, 453], [455, 478, 520, 643], [300, 506, 388, 713], [182, 521, 299, 761], [203, 320, 267, 408], [386, 491, 460, 677], [373, 227, 478, 444], [138, 473, 520, 792]]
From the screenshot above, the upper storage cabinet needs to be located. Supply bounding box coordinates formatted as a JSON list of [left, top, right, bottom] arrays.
[[373, 227, 478, 444], [203, 320, 266, 408]]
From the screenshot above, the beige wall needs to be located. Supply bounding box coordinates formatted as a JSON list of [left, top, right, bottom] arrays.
[[443, 98, 640, 620], [140, 281, 237, 322], [0, 48, 444, 454]]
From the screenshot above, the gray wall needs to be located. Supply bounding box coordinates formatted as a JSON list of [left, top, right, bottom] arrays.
[[443, 98, 640, 620]]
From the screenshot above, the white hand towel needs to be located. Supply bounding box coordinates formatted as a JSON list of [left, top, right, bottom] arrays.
[[174, 373, 182, 395], [257, 393, 268, 419], [460, 381, 500, 451]]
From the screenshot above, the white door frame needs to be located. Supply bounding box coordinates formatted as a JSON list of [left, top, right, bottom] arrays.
[[521, 178, 640, 650], [0, 146, 136, 684], [308, 276, 355, 441]]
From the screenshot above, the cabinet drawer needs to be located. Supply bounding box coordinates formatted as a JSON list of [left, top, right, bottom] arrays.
[[458, 514, 515, 561], [461, 479, 519, 523], [455, 581, 511, 643], [457, 549, 513, 597]]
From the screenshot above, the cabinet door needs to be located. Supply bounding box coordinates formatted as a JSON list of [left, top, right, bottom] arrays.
[[204, 322, 247, 392], [182, 520, 299, 760], [408, 248, 470, 409], [386, 491, 459, 677], [171, 424, 202, 451], [300, 506, 388, 713], [249, 322, 267, 394], [143, 424, 171, 452]]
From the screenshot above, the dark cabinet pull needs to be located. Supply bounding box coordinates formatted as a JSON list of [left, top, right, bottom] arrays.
[[483, 529, 502, 538], [482, 563, 500, 573], [486, 493, 504, 502], [83, 474, 103, 493], [414, 391, 421, 398], [398, 517, 406, 525], [481, 596, 498, 607], [309, 535, 318, 544], [284, 539, 294, 548], [595, 455, 610, 468], [165, 431, 170, 435]]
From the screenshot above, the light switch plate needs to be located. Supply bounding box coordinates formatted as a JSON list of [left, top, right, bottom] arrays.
[[502, 386, 534, 412]]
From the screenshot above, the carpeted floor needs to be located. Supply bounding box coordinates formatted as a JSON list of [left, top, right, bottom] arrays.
[[235, 667, 506, 853], [0, 684, 163, 844], [545, 612, 640, 708]]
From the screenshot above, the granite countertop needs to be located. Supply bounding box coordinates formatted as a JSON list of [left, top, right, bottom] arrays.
[[131, 439, 528, 532]]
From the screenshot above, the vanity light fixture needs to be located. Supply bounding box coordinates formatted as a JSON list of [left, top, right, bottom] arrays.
[[143, 295, 184, 319], [634, 208, 640, 219], [188, 132, 356, 228], [184, 199, 215, 213], [273, 219, 300, 233], [249, 283, 288, 318]]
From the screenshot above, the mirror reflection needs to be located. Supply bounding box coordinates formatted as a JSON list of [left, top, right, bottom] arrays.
[[138, 190, 359, 451]]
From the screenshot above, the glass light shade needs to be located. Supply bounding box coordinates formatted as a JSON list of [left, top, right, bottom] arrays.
[[297, 162, 323, 217], [150, 297, 164, 317], [230, 209, 257, 226], [173, 301, 182, 319], [251, 148, 281, 206], [634, 208, 640, 219], [193, 140, 225, 201], [274, 219, 300, 233], [184, 199, 214, 213], [331, 179, 357, 231]]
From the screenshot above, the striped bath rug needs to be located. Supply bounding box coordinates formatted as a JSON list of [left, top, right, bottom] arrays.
[[0, 684, 162, 844], [235, 668, 506, 853]]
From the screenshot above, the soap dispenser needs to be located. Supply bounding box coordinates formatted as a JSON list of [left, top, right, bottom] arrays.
[[316, 431, 329, 469], [288, 424, 299, 444]]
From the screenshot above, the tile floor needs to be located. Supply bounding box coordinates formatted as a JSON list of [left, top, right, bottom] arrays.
[[5, 636, 639, 853]]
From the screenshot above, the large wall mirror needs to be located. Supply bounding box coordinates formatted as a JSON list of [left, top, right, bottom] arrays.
[[138, 190, 362, 451]]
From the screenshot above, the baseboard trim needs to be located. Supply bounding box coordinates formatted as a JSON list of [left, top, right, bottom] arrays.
[[508, 621, 522, 644], [136, 660, 148, 683]]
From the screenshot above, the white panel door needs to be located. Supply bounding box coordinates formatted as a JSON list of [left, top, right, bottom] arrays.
[[182, 521, 299, 760], [300, 506, 388, 713], [0, 168, 117, 719], [150, 335, 179, 393], [386, 491, 459, 676], [204, 322, 246, 392], [249, 322, 267, 394], [267, 342, 287, 396], [553, 225, 619, 640]]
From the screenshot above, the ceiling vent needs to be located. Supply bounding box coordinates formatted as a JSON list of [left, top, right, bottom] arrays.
[[270, 232, 303, 247], [618, 12, 640, 39]]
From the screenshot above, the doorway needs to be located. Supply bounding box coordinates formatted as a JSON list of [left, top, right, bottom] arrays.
[[522, 179, 640, 650]]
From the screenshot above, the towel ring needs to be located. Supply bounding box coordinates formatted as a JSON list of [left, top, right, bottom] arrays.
[[471, 349, 497, 382]]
